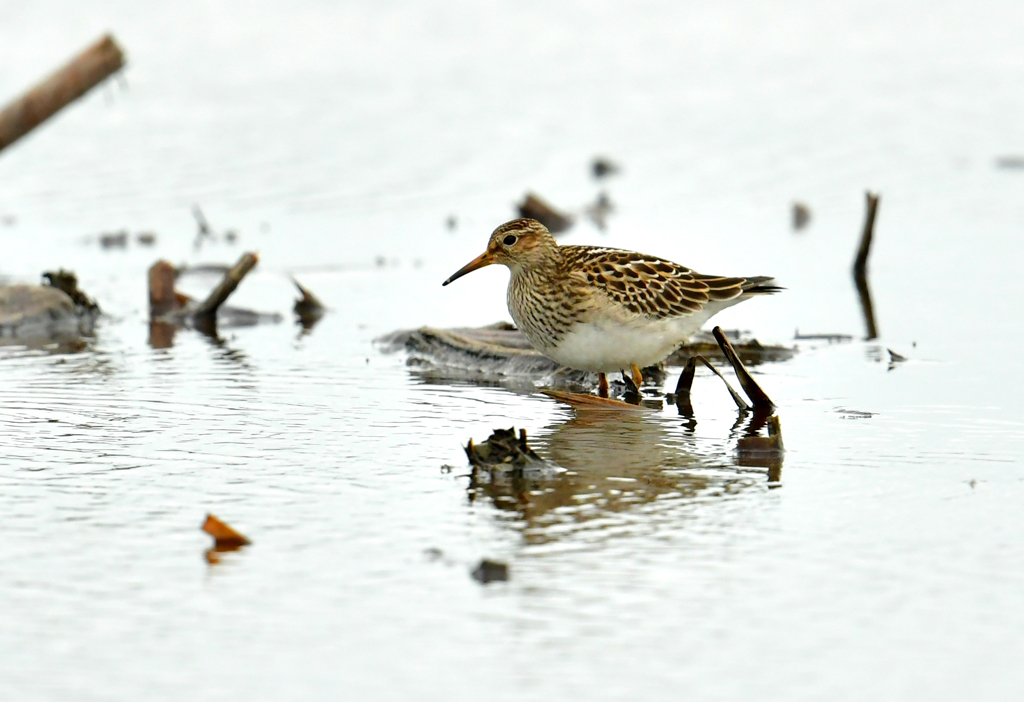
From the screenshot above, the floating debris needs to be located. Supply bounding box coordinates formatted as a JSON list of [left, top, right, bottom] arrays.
[[202, 514, 250, 565], [99, 230, 128, 249], [446, 215, 458, 231], [887, 348, 907, 363], [42, 269, 100, 313], [517, 192, 574, 234], [148, 253, 281, 347], [471, 559, 509, 584], [1, 270, 99, 343], [292, 277, 325, 330], [995, 156, 1024, 170], [465, 427, 543, 468], [202, 513, 251, 548], [136, 231, 157, 246], [792, 202, 811, 230], [542, 389, 654, 411], [834, 407, 876, 419], [591, 157, 620, 179]]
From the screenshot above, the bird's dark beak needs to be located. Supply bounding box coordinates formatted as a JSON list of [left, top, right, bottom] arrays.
[[442, 251, 495, 286]]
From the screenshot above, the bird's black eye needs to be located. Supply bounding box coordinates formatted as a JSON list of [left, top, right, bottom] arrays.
[[503, 235, 517, 246]]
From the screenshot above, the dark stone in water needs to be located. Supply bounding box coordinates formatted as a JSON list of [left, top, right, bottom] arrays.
[[471, 559, 509, 584]]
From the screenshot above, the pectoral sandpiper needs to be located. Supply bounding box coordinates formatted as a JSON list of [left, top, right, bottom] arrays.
[[443, 218, 780, 397]]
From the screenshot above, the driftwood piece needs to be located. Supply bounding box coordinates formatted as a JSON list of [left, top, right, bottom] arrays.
[[193, 253, 259, 320], [853, 191, 880, 340], [1, 271, 100, 343], [0, 35, 125, 154]]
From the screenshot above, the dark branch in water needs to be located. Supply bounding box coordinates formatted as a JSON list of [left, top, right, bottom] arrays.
[[674, 354, 750, 414], [853, 191, 880, 340], [193, 252, 260, 320], [712, 326, 775, 410]]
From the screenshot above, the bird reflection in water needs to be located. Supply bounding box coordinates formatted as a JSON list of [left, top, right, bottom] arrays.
[[466, 408, 783, 546]]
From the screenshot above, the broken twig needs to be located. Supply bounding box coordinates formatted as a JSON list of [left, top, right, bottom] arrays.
[[0, 35, 125, 154], [712, 326, 774, 410], [193, 252, 259, 320]]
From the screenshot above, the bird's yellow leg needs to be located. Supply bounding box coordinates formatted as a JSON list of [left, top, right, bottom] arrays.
[[630, 364, 643, 389], [598, 372, 609, 398]]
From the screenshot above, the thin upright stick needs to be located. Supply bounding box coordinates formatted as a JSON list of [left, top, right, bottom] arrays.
[[675, 355, 750, 411], [712, 327, 774, 410], [853, 191, 880, 340]]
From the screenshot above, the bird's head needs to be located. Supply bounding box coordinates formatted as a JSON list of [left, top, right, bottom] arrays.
[[442, 218, 558, 285]]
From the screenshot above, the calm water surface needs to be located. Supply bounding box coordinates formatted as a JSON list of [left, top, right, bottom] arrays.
[[2, 1, 1023, 700]]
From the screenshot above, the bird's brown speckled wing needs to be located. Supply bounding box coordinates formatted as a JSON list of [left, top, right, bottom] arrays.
[[560, 246, 763, 319]]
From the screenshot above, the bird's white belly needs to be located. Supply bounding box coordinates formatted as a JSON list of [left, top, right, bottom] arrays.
[[541, 316, 704, 372]]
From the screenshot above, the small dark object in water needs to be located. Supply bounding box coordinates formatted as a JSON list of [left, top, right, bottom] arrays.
[[792, 202, 811, 230], [995, 156, 1024, 170], [446, 215, 457, 230], [1, 214, 16, 226], [42, 269, 100, 313], [202, 514, 250, 565], [293, 277, 325, 328], [591, 157, 620, 178], [465, 427, 542, 468], [136, 231, 157, 246], [224, 229, 238, 244], [887, 348, 907, 363], [517, 192, 574, 234], [99, 230, 128, 249], [471, 559, 509, 584]]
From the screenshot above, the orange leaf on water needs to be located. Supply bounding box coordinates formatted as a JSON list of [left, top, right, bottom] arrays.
[[201, 514, 251, 548]]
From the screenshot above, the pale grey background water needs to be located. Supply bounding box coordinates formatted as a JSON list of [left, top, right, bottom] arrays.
[[1, 1, 1023, 700]]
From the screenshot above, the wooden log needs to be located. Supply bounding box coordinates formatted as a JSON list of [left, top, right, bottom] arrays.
[[0, 34, 125, 154]]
